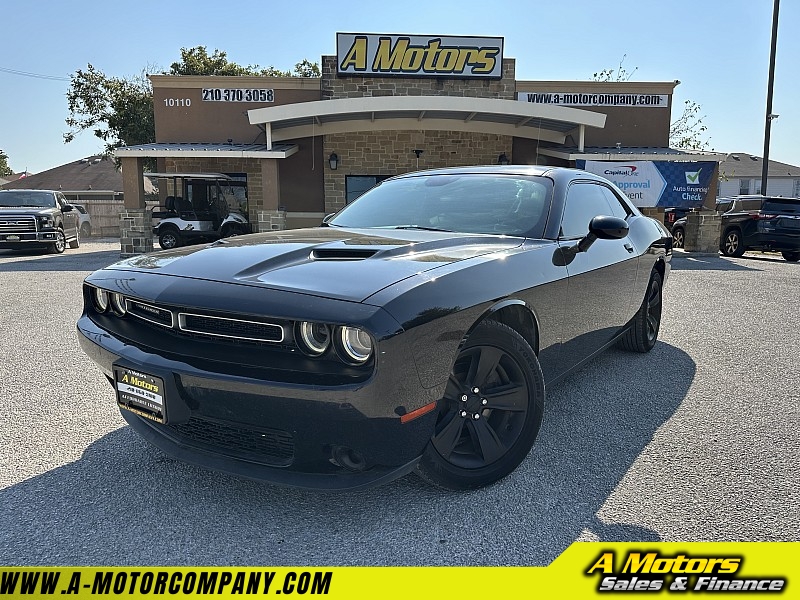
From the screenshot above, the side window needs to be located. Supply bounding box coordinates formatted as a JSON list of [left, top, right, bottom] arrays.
[[560, 183, 620, 239], [598, 186, 631, 219]]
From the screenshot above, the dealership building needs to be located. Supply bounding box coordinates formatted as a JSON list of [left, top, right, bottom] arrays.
[[115, 33, 724, 255]]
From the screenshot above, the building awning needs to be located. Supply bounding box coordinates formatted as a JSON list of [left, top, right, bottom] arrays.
[[539, 146, 728, 162], [247, 96, 606, 150], [114, 142, 299, 159]]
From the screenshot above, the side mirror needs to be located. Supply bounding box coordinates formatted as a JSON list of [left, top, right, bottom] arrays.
[[62, 203, 75, 212], [321, 213, 335, 225], [577, 215, 629, 253]]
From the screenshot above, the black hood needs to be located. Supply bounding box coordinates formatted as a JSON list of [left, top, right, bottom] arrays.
[[106, 227, 523, 302]]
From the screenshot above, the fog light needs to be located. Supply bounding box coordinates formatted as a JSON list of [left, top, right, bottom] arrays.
[[338, 326, 373, 364], [92, 288, 109, 313]]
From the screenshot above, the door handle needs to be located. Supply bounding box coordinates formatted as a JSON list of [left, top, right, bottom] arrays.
[[624, 243, 634, 253]]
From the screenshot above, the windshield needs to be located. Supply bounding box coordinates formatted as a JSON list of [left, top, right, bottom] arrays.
[[0, 191, 57, 208], [328, 174, 552, 237]]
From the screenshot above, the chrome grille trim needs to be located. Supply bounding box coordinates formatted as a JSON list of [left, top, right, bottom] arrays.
[[0, 216, 36, 233], [125, 299, 175, 328], [177, 312, 286, 343]]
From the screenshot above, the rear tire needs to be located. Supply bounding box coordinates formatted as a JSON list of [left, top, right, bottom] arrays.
[[415, 320, 545, 490], [68, 228, 80, 249], [782, 251, 800, 263], [721, 228, 745, 257], [618, 269, 662, 353], [80, 223, 92, 237]]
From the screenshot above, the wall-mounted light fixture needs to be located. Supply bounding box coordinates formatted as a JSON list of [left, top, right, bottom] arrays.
[[328, 152, 339, 170], [498, 153, 510, 165]]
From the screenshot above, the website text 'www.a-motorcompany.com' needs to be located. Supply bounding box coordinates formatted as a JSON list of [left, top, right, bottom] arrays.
[[0, 569, 332, 597]]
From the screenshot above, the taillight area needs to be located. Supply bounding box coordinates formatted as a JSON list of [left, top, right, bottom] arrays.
[[751, 213, 778, 220]]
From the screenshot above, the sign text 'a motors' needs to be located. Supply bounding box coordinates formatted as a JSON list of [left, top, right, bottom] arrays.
[[336, 33, 504, 78]]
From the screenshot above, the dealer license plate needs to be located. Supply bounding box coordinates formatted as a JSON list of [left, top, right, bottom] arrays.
[[114, 367, 166, 423], [4, 235, 20, 241]]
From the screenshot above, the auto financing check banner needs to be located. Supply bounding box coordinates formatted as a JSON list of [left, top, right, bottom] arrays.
[[577, 160, 717, 209], [1, 543, 798, 598]]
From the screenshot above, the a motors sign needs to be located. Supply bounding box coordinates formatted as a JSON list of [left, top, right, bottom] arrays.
[[336, 33, 504, 78]]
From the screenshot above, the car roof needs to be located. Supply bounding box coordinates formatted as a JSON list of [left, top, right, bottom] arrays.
[[386, 164, 609, 183]]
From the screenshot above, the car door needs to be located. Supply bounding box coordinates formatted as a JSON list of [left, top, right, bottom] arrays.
[[556, 181, 639, 368], [57, 194, 78, 238]]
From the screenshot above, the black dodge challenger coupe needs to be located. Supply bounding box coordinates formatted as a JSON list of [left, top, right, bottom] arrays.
[[78, 166, 671, 490]]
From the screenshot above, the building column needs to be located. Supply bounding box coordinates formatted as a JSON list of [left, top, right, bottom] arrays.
[[119, 157, 153, 256], [256, 158, 284, 232], [684, 213, 722, 254]]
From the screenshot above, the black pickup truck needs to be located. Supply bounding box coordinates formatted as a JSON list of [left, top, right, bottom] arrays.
[[0, 190, 80, 253]]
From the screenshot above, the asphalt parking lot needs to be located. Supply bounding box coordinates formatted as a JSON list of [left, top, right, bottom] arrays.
[[1, 240, 798, 566]]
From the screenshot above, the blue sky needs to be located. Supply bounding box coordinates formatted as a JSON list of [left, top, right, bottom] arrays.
[[2, 0, 797, 174]]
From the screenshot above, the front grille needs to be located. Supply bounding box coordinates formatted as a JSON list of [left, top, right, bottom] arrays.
[[126, 299, 174, 328], [166, 417, 294, 466], [178, 312, 284, 343], [0, 216, 36, 233]]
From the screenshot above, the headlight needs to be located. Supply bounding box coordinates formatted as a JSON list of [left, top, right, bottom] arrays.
[[296, 321, 330, 356], [37, 215, 54, 228], [109, 293, 127, 316], [92, 288, 109, 313], [338, 326, 373, 364]]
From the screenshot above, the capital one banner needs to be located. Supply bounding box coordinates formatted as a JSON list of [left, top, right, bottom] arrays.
[[576, 160, 717, 208]]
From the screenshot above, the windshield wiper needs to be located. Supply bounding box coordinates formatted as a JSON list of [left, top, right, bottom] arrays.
[[392, 225, 453, 232]]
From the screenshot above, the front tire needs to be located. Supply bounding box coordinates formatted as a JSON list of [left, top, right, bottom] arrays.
[[721, 228, 745, 257], [618, 269, 663, 353], [49, 228, 66, 254], [158, 228, 181, 250], [415, 320, 545, 490], [672, 227, 685, 249], [782, 251, 800, 262]]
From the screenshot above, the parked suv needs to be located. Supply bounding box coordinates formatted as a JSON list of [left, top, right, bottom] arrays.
[[719, 195, 800, 261], [0, 190, 80, 253], [669, 198, 735, 249], [73, 204, 92, 237]]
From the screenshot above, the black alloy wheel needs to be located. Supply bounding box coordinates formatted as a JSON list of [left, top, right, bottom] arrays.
[[49, 228, 66, 254], [672, 227, 684, 249], [158, 229, 181, 250], [415, 320, 544, 490], [781, 251, 800, 263], [721, 229, 745, 257], [618, 269, 662, 353]]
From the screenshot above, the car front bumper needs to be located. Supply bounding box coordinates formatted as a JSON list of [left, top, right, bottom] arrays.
[[0, 229, 60, 245], [77, 314, 440, 490]]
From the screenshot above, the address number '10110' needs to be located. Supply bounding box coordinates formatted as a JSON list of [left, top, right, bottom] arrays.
[[202, 88, 275, 102]]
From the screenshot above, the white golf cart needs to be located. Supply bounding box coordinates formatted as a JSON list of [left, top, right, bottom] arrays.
[[148, 173, 251, 250]]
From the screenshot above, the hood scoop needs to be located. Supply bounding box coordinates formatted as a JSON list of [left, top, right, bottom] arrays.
[[310, 248, 378, 261]]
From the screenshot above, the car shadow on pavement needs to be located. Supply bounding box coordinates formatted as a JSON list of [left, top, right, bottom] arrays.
[[0, 248, 120, 272], [671, 254, 763, 272], [0, 342, 693, 567]]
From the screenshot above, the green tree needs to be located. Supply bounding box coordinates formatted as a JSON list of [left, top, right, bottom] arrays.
[[591, 57, 710, 150], [0, 150, 13, 177], [65, 46, 320, 155]]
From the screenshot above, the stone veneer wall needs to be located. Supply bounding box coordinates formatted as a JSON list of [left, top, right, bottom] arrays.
[[320, 56, 517, 213], [119, 209, 153, 257], [323, 131, 511, 213], [165, 157, 264, 230]]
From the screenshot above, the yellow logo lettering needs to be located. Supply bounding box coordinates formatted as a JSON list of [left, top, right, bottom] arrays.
[[340, 36, 368, 71], [587, 552, 615, 574]]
